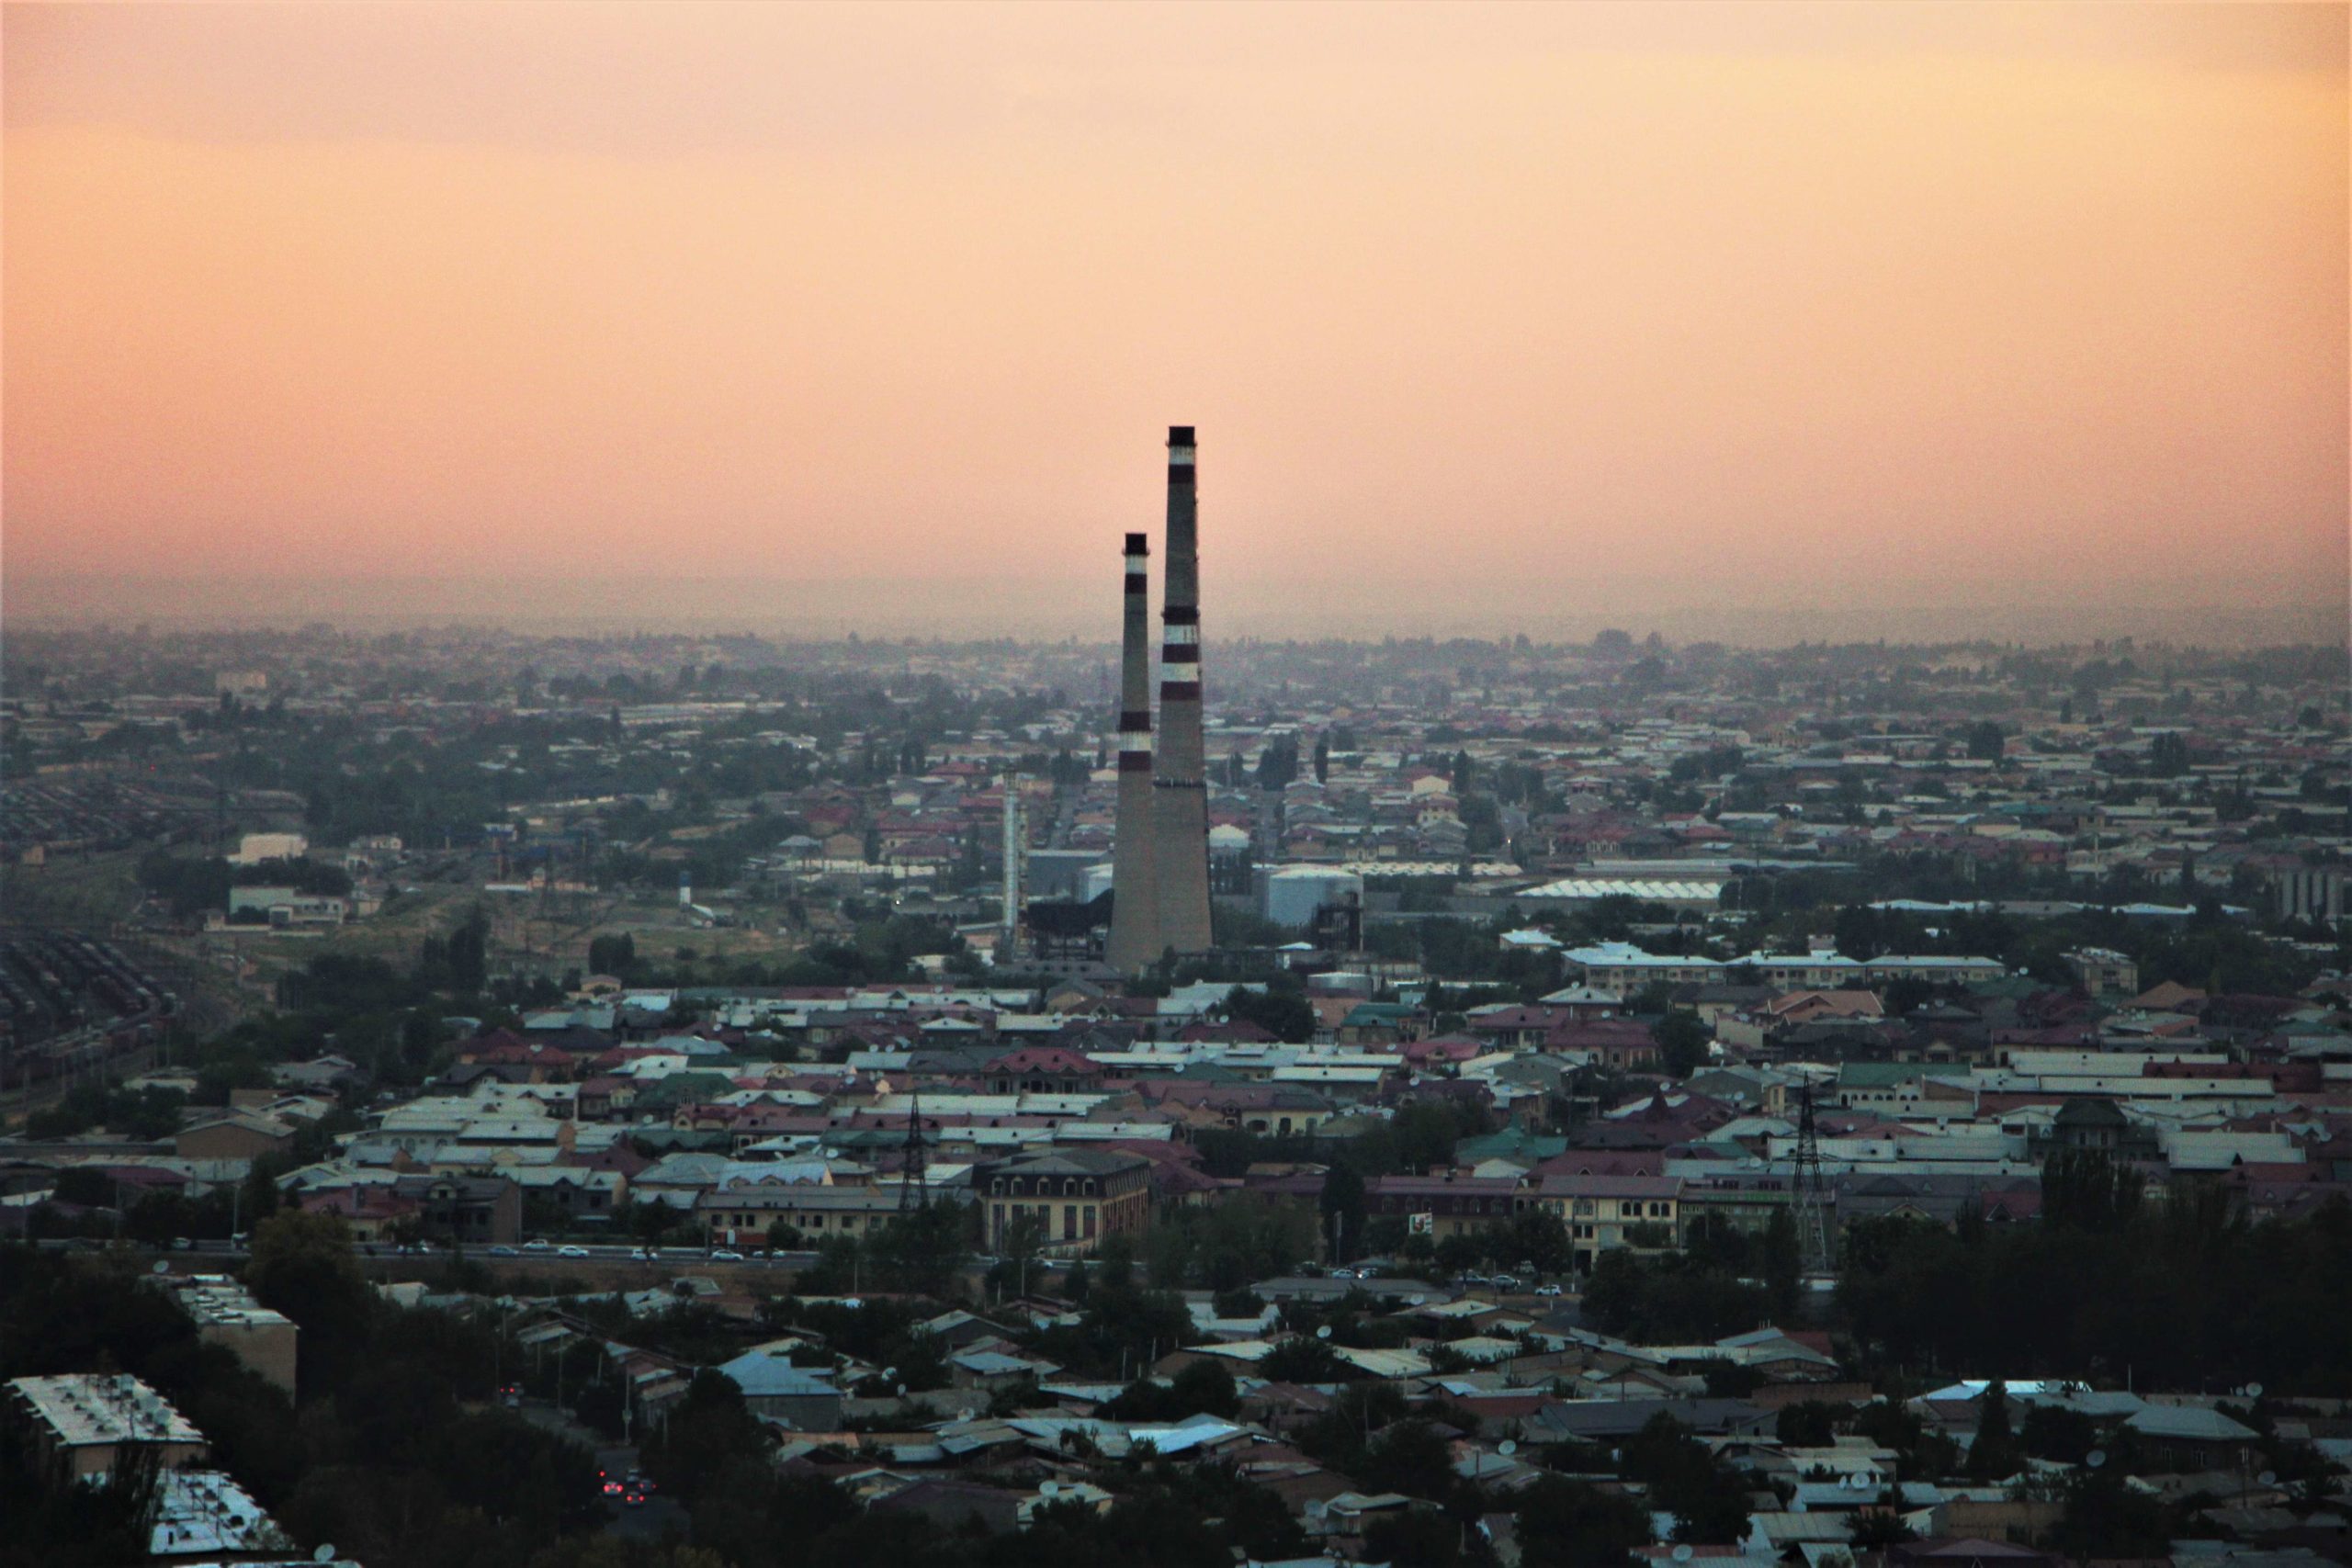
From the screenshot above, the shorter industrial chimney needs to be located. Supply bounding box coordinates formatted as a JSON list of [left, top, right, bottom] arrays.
[[1105, 531, 1162, 971]]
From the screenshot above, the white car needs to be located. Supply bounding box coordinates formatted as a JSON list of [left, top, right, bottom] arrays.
[[557, 1245, 589, 1258], [523, 1239, 552, 1251], [1535, 1283, 1563, 1298], [710, 1248, 745, 1261]]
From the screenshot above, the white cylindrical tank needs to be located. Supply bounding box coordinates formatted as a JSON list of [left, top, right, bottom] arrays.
[[1261, 866, 1363, 930]]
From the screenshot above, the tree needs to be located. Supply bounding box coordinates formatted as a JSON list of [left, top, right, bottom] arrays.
[[987, 1211, 1047, 1299], [1314, 736, 1331, 785], [1168, 1359, 1240, 1418], [1320, 1165, 1366, 1262], [1849, 1506, 1918, 1550], [1362, 1508, 1461, 1568], [1359, 1421, 1456, 1500], [1517, 1476, 1650, 1568], [2019, 1404, 2098, 1464], [1776, 1401, 1841, 1448], [1498, 1210, 1571, 1280], [2051, 1467, 2171, 1559], [1966, 1381, 2021, 1482], [244, 1209, 374, 1388], [1260, 1334, 1345, 1382], [1224, 984, 1317, 1043], [1622, 1413, 1751, 1543], [1964, 722, 2006, 761], [642, 1370, 768, 1504], [585, 932, 636, 978], [1653, 1009, 1711, 1076]]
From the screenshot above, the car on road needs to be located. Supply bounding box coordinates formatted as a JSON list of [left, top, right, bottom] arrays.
[[624, 1491, 645, 1507], [1328, 1267, 1355, 1280], [709, 1249, 745, 1261], [523, 1239, 552, 1251], [1492, 1274, 1519, 1291], [558, 1245, 589, 1258], [1535, 1283, 1563, 1297], [489, 1245, 518, 1257]]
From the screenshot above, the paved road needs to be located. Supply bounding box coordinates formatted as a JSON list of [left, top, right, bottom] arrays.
[[511, 1398, 687, 1540], [35, 1237, 826, 1270]]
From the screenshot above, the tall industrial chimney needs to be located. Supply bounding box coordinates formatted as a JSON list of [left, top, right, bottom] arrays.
[[1104, 531, 1162, 972], [1000, 770, 1023, 948], [1152, 425, 1214, 953]]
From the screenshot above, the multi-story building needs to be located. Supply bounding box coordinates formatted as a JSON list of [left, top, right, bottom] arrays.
[[155, 1275, 298, 1397], [974, 1148, 1152, 1254], [1364, 1173, 1520, 1240], [2064, 948, 2140, 998], [1528, 1173, 1683, 1269]]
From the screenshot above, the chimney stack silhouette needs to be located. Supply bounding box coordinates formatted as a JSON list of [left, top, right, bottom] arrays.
[[1104, 530, 1162, 971], [1151, 425, 1214, 953]]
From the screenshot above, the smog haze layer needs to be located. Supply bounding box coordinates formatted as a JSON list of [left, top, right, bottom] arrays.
[[5, 2, 2346, 644]]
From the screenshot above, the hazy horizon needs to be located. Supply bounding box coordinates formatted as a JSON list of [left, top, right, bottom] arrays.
[[6, 3, 2347, 638], [5, 570, 2343, 650]]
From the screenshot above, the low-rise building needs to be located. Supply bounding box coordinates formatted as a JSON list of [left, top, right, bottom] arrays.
[[6, 1372, 209, 1483]]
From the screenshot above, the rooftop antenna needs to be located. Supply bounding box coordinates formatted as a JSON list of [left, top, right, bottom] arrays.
[[1792, 1080, 1832, 1275]]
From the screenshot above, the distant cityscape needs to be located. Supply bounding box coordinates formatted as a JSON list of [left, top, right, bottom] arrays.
[[3, 569, 2347, 1568], [9, 0, 2347, 1555]]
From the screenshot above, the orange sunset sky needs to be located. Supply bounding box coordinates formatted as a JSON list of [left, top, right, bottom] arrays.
[[4, 2, 2346, 640]]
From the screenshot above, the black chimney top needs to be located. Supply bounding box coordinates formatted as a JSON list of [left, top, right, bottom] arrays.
[[1124, 532, 1148, 552], [1167, 425, 1195, 446]]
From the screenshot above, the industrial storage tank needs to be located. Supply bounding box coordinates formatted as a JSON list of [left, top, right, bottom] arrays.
[[1261, 865, 1363, 931]]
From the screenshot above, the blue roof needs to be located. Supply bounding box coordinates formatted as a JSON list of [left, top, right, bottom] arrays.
[[716, 1350, 838, 1399]]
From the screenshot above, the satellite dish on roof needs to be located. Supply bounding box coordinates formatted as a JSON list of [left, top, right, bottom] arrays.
[[959, 1409, 977, 1422], [2085, 1450, 2107, 1470], [1674, 1547, 1695, 1562], [315, 1547, 337, 1564], [152, 1260, 170, 1275], [2258, 1471, 2278, 1487], [1408, 1295, 1426, 1307], [2245, 1382, 2264, 1398], [1040, 1480, 1060, 1496], [1500, 1440, 1519, 1457], [1791, 1500, 1807, 1514], [1316, 1326, 1332, 1339]]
